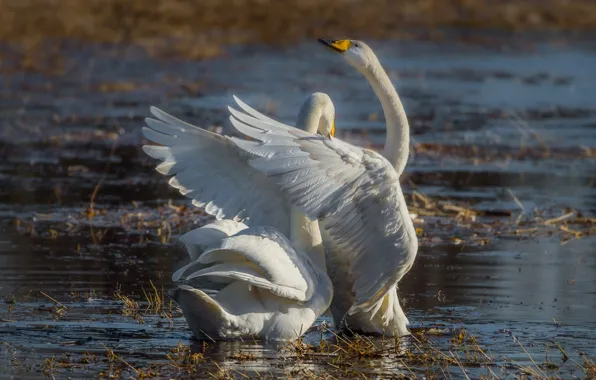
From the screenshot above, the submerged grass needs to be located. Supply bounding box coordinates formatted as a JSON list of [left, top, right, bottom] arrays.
[[114, 287, 144, 322], [2, 286, 594, 379], [113, 282, 174, 324], [166, 341, 205, 374], [277, 326, 588, 379]]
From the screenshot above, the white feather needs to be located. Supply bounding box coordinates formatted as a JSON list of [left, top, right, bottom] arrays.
[[142, 109, 291, 235], [229, 95, 418, 332], [170, 222, 332, 341]]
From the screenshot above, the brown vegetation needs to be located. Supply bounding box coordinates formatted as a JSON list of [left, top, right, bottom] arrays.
[[4, 284, 593, 378], [1, 0, 596, 61]]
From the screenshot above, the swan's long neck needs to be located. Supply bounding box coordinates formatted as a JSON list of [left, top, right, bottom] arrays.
[[291, 93, 329, 270], [296, 96, 324, 135], [362, 60, 410, 175], [289, 206, 327, 270]]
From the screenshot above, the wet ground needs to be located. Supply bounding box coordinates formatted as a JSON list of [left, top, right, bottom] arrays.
[[0, 36, 595, 378]]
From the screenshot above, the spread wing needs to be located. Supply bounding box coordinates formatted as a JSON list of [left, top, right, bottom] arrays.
[[142, 106, 291, 235], [174, 225, 321, 302], [228, 96, 418, 314]]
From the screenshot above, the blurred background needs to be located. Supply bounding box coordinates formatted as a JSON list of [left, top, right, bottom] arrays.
[[0, 0, 595, 378]]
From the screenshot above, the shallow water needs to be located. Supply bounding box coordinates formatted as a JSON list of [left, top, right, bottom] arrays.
[[1, 36, 595, 378]]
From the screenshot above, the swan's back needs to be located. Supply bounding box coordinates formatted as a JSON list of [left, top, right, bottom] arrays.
[[170, 222, 332, 341]]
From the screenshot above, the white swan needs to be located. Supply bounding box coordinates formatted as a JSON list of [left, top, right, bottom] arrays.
[[225, 39, 418, 336], [141, 40, 417, 337], [144, 94, 335, 341]]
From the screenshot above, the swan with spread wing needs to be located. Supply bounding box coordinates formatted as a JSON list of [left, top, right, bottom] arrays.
[[142, 40, 417, 337], [226, 40, 418, 336], [148, 94, 335, 341]]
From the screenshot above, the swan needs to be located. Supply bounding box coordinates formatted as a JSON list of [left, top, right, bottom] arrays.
[[143, 93, 335, 341], [141, 40, 417, 337], [225, 39, 418, 336], [168, 218, 332, 341]]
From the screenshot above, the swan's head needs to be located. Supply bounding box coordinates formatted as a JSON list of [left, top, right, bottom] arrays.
[[297, 92, 336, 138], [318, 39, 377, 72]]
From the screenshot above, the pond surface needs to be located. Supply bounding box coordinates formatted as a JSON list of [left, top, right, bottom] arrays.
[[0, 36, 595, 378]]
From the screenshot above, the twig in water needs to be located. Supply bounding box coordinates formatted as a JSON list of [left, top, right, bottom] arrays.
[[100, 342, 140, 375], [88, 137, 119, 218], [39, 291, 68, 309], [544, 212, 575, 225], [449, 350, 471, 380], [512, 334, 547, 378], [506, 188, 525, 224], [398, 358, 417, 378]]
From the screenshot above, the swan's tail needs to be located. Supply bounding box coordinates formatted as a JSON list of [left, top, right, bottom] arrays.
[[343, 288, 410, 337], [168, 285, 228, 341]]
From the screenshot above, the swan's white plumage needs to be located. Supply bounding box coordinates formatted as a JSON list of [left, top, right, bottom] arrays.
[[177, 219, 248, 262], [233, 95, 294, 130], [228, 100, 418, 316], [145, 94, 336, 341], [141, 107, 291, 235], [168, 205, 332, 342], [175, 225, 321, 303], [199, 227, 317, 301], [142, 38, 418, 337], [221, 40, 418, 336]]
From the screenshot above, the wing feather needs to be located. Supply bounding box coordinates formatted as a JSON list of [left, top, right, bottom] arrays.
[[142, 107, 291, 235], [172, 220, 249, 282], [176, 225, 320, 302], [232, 95, 294, 130], [229, 96, 419, 314]]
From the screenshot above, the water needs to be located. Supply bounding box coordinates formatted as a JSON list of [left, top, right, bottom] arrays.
[[1, 36, 595, 378]]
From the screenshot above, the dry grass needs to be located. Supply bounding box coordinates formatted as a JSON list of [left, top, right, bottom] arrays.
[[2, 0, 596, 68], [3, 308, 592, 379], [101, 342, 158, 378], [276, 327, 584, 379], [114, 287, 144, 322], [584, 357, 596, 378], [142, 280, 165, 314], [39, 290, 69, 321], [166, 341, 205, 374], [408, 190, 594, 247], [14, 184, 593, 252], [413, 142, 596, 163], [113, 282, 174, 323]]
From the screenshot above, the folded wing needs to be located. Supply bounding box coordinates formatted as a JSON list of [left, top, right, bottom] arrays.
[[174, 225, 319, 302], [178, 219, 248, 262]]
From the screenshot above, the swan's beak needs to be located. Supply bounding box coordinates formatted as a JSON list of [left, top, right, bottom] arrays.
[[318, 39, 351, 54], [328, 121, 336, 138]]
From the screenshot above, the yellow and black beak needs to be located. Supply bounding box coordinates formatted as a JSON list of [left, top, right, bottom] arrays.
[[318, 39, 351, 54]]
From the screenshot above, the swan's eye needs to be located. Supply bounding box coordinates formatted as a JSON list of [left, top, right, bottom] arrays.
[[354, 43, 360, 48]]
